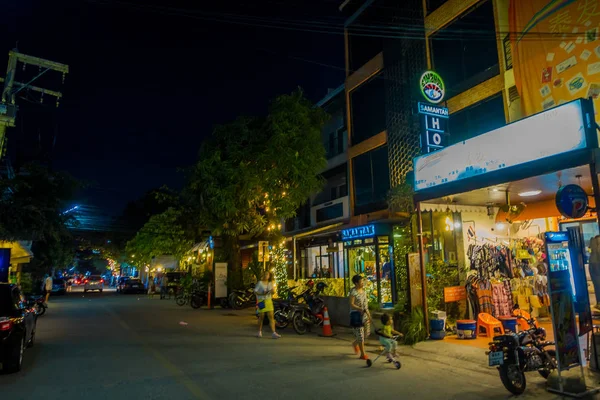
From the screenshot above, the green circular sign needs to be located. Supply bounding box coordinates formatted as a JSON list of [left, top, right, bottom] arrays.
[[420, 71, 445, 104]]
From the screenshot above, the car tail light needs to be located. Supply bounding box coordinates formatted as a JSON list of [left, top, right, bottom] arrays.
[[101, 279, 104, 283], [0, 319, 13, 331]]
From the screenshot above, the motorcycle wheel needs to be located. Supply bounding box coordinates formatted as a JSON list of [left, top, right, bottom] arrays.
[[219, 298, 230, 309], [499, 364, 526, 395], [538, 350, 557, 379], [190, 294, 204, 309], [175, 294, 187, 306], [38, 304, 46, 316], [274, 310, 289, 329], [233, 296, 245, 310], [292, 311, 308, 335]]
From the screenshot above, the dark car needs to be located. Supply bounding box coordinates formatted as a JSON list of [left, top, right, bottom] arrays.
[[116, 277, 131, 293], [122, 278, 145, 294], [51, 278, 67, 295], [0, 283, 37, 373]]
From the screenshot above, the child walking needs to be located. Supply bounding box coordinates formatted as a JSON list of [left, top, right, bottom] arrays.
[[380, 313, 403, 360]]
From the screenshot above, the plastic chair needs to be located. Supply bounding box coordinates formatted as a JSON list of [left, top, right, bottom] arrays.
[[512, 309, 538, 330], [476, 313, 505, 338]]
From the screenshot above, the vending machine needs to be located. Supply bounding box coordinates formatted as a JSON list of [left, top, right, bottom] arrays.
[[544, 228, 593, 374]]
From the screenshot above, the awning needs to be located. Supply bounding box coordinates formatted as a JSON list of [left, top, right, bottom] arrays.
[[189, 240, 209, 253], [286, 222, 345, 240], [420, 203, 490, 214], [0, 241, 33, 264]]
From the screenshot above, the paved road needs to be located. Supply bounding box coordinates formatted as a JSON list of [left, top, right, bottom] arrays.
[[0, 291, 581, 399]]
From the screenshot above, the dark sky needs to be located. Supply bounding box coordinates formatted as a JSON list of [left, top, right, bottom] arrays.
[[1, 0, 345, 223]]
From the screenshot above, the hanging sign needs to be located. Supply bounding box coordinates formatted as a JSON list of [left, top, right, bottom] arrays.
[[418, 102, 449, 154], [555, 184, 589, 219], [419, 71, 445, 104], [444, 286, 467, 302]]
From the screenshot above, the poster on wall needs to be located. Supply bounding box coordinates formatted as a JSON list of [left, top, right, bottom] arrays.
[[407, 253, 422, 309], [214, 262, 228, 299], [509, 0, 600, 121]]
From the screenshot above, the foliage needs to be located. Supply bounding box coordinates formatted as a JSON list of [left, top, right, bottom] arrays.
[[426, 257, 459, 313], [400, 307, 428, 345], [0, 163, 79, 241], [388, 178, 415, 215], [119, 186, 179, 232], [0, 164, 80, 278], [243, 251, 262, 285], [185, 88, 327, 239], [126, 207, 193, 266], [268, 241, 289, 298]]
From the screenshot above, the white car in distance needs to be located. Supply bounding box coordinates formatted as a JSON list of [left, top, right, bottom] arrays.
[[84, 275, 104, 293]]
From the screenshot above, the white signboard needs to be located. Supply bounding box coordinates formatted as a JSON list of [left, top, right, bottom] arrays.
[[215, 262, 228, 298], [414, 100, 588, 191]]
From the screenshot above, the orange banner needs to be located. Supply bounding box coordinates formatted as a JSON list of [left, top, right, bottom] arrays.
[[509, 0, 600, 119]]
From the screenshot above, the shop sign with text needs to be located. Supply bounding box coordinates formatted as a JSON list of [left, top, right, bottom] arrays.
[[414, 100, 589, 191], [341, 225, 375, 240], [418, 102, 449, 153]]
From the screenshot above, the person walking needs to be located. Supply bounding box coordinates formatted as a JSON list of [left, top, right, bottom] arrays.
[[254, 271, 281, 339], [44, 274, 53, 304], [160, 274, 169, 299], [349, 274, 371, 360]]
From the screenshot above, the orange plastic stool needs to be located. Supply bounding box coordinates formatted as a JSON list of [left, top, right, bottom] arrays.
[[476, 313, 505, 338], [512, 309, 538, 330]]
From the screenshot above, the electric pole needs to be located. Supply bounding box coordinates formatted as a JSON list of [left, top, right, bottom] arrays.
[[0, 48, 69, 158]]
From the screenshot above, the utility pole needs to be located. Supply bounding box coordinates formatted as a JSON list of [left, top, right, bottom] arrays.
[[0, 48, 69, 158]]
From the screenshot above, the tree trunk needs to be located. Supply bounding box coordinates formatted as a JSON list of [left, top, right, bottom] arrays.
[[223, 234, 243, 290]]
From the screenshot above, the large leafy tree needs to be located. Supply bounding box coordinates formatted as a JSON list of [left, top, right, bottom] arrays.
[[186, 89, 328, 285], [0, 163, 80, 278], [125, 207, 193, 267]]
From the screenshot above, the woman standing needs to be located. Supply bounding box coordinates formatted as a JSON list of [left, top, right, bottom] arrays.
[[255, 271, 281, 339], [349, 274, 371, 359]]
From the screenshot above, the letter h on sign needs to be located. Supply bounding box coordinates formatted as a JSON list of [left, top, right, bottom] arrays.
[[423, 114, 448, 153]]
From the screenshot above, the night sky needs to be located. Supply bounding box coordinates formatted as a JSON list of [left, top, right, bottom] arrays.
[[1, 0, 345, 223]]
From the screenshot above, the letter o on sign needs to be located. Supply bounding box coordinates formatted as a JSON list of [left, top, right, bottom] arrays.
[[432, 133, 442, 145]]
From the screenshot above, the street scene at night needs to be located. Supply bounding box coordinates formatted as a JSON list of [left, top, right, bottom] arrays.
[[2, 0, 600, 399]]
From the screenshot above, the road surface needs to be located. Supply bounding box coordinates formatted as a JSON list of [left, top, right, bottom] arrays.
[[0, 288, 580, 399]]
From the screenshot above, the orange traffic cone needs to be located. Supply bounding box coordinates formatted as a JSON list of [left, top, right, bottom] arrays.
[[319, 307, 336, 337]]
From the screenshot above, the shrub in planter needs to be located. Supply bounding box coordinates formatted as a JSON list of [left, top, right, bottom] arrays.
[[400, 307, 427, 345]]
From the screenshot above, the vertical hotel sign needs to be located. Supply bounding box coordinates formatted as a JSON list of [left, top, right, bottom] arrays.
[[418, 71, 449, 153]]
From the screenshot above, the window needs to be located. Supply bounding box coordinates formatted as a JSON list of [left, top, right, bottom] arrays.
[[313, 164, 348, 206], [350, 74, 386, 144], [429, 0, 499, 97], [316, 203, 344, 223], [353, 145, 390, 215], [327, 127, 346, 158], [449, 94, 505, 144], [347, 4, 387, 71]]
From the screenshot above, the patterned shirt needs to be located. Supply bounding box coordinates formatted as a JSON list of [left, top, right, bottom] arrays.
[[349, 287, 367, 312]]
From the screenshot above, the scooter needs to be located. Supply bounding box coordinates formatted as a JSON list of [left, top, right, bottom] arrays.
[[228, 285, 257, 310], [291, 282, 327, 335]]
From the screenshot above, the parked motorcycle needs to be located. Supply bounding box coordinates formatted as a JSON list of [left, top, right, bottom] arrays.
[[190, 289, 207, 309], [229, 285, 257, 310], [291, 282, 327, 335], [28, 296, 47, 316], [273, 286, 309, 330], [487, 313, 556, 395]]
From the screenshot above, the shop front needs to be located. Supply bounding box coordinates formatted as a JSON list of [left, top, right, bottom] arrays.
[[341, 223, 396, 308], [412, 99, 599, 355]]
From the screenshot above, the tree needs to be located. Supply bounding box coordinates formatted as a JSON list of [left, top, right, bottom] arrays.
[[0, 163, 80, 278], [185, 89, 328, 286], [125, 207, 193, 267]]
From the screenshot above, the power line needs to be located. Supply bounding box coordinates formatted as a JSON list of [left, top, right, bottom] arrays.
[[85, 0, 589, 42]]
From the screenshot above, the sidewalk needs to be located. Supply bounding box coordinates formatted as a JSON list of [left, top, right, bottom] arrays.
[[332, 324, 600, 386]]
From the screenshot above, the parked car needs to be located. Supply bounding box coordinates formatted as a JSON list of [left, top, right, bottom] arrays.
[[116, 277, 131, 293], [84, 275, 104, 293], [122, 278, 146, 294], [51, 278, 67, 295], [0, 283, 37, 373]]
